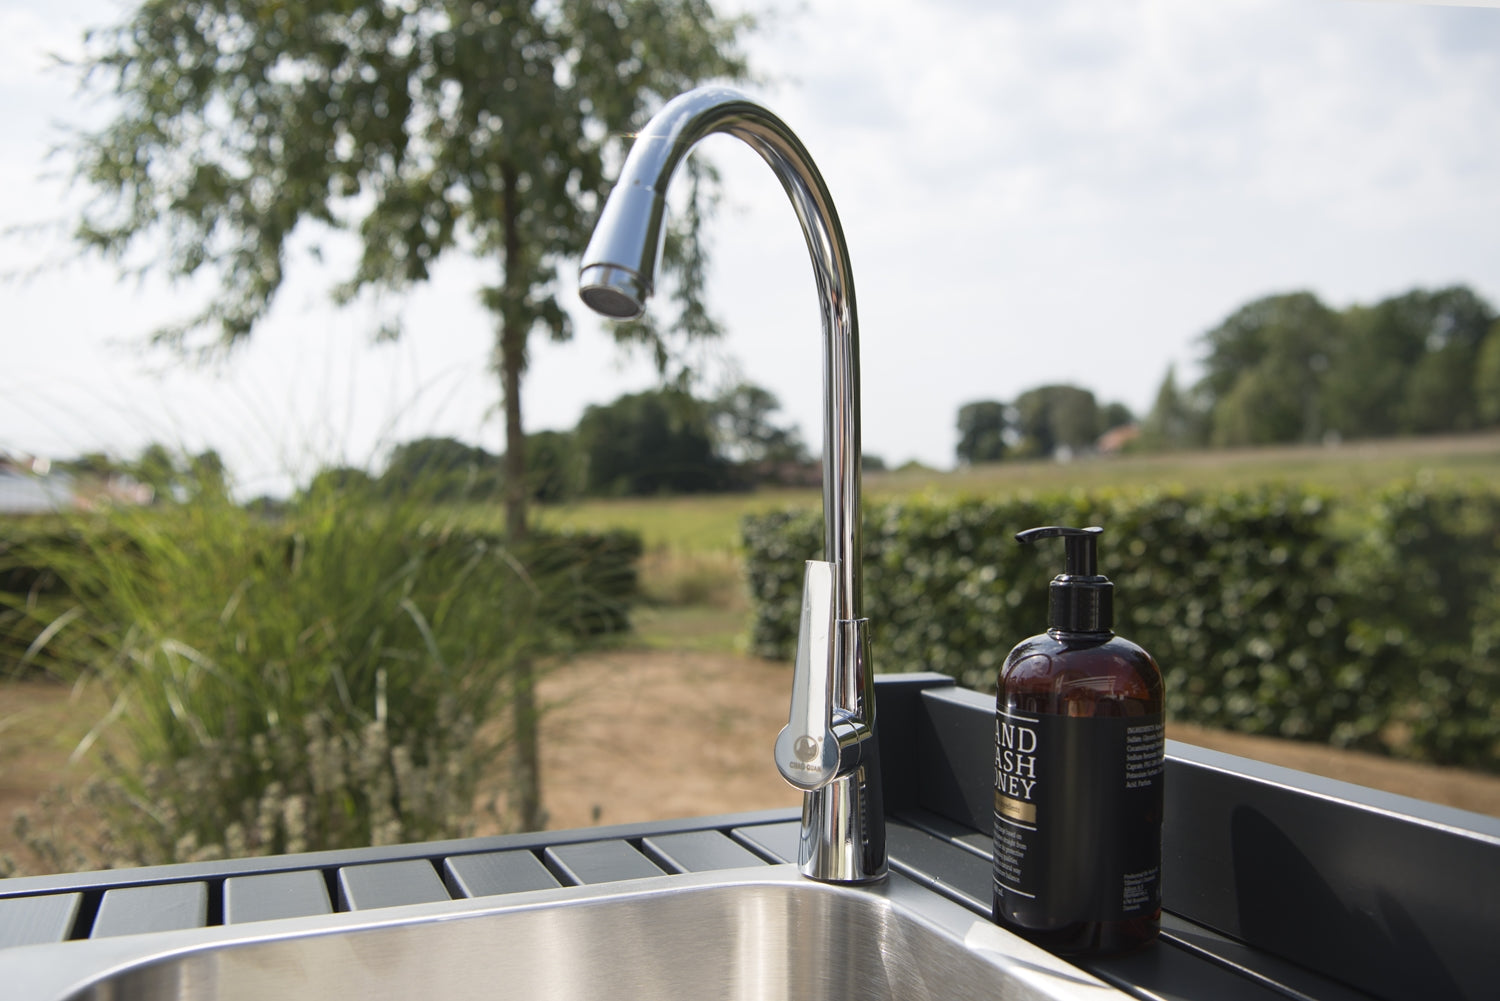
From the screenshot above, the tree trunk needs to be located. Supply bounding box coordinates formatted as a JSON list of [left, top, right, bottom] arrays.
[[499, 159, 543, 831]]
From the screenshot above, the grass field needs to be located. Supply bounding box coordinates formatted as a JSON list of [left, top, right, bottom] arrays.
[[534, 431, 1500, 555]]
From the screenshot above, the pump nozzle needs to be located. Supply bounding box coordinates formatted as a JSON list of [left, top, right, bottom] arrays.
[[1017, 525, 1112, 633], [1016, 526, 1103, 576]]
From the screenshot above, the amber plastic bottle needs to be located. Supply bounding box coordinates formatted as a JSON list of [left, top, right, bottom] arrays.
[[992, 526, 1165, 955]]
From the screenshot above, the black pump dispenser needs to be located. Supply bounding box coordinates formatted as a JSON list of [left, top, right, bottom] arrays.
[[994, 522, 1165, 955], [1016, 526, 1113, 634]]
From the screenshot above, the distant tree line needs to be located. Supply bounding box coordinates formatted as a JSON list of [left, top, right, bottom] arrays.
[[307, 381, 819, 504], [953, 284, 1500, 463], [56, 445, 228, 502], [38, 380, 831, 510], [955, 388, 1136, 465], [1138, 285, 1500, 450]]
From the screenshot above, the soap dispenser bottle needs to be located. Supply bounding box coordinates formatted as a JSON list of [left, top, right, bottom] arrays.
[[992, 526, 1165, 955]]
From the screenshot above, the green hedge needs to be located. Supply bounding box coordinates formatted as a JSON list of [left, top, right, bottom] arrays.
[[743, 482, 1500, 772]]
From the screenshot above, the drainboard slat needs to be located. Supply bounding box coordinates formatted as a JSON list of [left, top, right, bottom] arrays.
[[0, 893, 82, 947], [543, 840, 664, 885], [895, 806, 993, 858], [1156, 914, 1376, 1001], [886, 818, 993, 913], [337, 860, 449, 911], [729, 820, 800, 864], [224, 869, 332, 924], [640, 830, 770, 874], [92, 882, 208, 938], [1084, 938, 1300, 1001], [443, 851, 560, 898]]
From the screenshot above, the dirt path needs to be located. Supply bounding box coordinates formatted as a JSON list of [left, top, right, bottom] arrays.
[[0, 681, 105, 832], [6, 652, 1499, 875], [526, 650, 801, 832], [528, 650, 1500, 829]]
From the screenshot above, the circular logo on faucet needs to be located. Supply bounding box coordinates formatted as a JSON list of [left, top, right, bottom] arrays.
[[793, 735, 821, 762]]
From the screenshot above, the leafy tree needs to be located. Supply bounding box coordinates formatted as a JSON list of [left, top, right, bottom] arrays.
[[1197, 291, 1338, 447], [133, 444, 179, 499], [1198, 291, 1326, 400], [188, 450, 229, 499], [66, 0, 754, 830], [302, 466, 377, 500], [1389, 287, 1495, 434], [522, 430, 580, 504], [1137, 366, 1207, 451], [1306, 286, 1496, 439], [710, 382, 808, 466], [1475, 319, 1500, 426], [128, 444, 229, 501], [243, 494, 290, 519], [1321, 303, 1416, 440], [1320, 286, 1496, 438], [576, 389, 729, 496], [1012, 385, 1100, 459], [1099, 401, 1135, 433], [1190, 285, 1499, 445], [955, 400, 1008, 464], [55, 452, 128, 479], [380, 436, 502, 502]]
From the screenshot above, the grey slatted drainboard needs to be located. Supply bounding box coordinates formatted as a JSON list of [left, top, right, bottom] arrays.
[[0, 820, 829, 949], [0, 822, 795, 947]]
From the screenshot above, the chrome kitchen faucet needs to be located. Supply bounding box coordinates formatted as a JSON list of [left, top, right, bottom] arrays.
[[578, 87, 885, 884]]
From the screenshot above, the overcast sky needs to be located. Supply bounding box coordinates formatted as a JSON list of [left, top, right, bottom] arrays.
[[3, 0, 1499, 497]]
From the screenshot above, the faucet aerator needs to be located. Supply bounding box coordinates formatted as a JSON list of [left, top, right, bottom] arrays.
[[578, 264, 648, 319]]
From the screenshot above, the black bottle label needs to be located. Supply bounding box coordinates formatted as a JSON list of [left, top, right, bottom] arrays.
[[993, 708, 1164, 929]]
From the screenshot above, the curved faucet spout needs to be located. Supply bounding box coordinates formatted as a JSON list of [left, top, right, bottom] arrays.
[[579, 87, 862, 625], [578, 87, 884, 884]]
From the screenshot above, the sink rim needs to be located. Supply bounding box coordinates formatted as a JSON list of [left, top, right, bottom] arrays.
[[0, 863, 1123, 1001]]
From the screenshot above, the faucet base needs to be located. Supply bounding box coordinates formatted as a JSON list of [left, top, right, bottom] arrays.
[[798, 764, 888, 884]]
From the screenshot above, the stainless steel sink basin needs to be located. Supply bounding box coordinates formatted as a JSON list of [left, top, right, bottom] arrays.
[[2, 866, 1124, 1001]]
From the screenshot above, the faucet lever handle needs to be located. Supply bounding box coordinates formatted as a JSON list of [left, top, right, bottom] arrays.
[[775, 560, 842, 791]]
